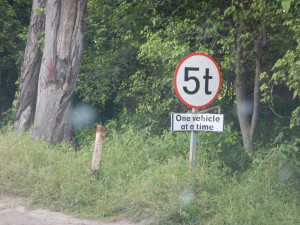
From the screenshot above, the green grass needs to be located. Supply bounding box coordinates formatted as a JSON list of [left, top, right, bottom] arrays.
[[0, 126, 299, 224]]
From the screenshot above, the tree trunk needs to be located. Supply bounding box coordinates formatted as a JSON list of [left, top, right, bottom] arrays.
[[14, 0, 46, 131], [235, 23, 263, 154], [235, 25, 252, 153], [250, 24, 263, 148], [33, 0, 87, 144]]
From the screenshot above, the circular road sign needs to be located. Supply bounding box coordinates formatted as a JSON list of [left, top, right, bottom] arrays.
[[174, 53, 222, 109]]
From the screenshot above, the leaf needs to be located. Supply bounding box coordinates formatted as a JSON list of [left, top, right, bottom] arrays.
[[274, 132, 284, 144], [281, 0, 292, 12], [224, 6, 236, 17]]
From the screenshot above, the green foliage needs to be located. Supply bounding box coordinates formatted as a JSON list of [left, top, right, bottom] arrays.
[[77, 0, 152, 119], [281, 0, 293, 12], [35, 7, 46, 16], [0, 0, 31, 114], [2, 0, 300, 222], [0, 127, 299, 224], [0, 0, 20, 91], [198, 123, 252, 173], [270, 132, 300, 178], [37, 31, 45, 51], [77, 0, 233, 126], [77, 0, 300, 136], [260, 0, 300, 128], [0, 108, 16, 130]]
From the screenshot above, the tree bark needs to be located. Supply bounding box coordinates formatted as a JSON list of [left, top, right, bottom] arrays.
[[33, 0, 87, 144], [235, 25, 252, 153], [235, 23, 263, 154], [14, 0, 46, 131], [250, 25, 263, 145]]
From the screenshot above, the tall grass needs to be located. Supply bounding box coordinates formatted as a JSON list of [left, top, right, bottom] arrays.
[[0, 126, 299, 224]]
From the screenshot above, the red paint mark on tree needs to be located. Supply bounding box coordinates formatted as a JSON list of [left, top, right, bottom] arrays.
[[47, 57, 56, 74], [46, 57, 56, 82]]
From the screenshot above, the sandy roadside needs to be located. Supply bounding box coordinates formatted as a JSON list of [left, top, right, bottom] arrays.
[[0, 195, 146, 225]]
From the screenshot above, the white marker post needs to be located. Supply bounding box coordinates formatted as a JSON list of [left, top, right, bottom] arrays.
[[173, 53, 223, 168]]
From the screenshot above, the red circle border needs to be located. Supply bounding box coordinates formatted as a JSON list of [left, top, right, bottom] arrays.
[[174, 53, 222, 109]]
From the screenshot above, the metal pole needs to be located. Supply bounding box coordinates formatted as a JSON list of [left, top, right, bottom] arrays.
[[189, 108, 199, 168]]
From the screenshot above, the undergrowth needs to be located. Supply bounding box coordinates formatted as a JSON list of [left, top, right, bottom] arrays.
[[0, 126, 299, 224]]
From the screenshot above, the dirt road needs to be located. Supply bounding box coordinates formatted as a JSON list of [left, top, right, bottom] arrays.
[[0, 196, 145, 225]]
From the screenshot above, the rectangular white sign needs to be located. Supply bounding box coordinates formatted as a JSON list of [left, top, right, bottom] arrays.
[[171, 113, 224, 132]]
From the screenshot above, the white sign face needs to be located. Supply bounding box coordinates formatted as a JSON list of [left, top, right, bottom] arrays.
[[174, 53, 222, 108], [171, 113, 224, 132]]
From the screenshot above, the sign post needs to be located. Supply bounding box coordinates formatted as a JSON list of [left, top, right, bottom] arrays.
[[190, 108, 198, 168], [173, 53, 223, 168]]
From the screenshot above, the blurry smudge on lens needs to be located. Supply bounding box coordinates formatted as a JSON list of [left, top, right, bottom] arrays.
[[180, 185, 195, 206], [278, 168, 293, 182], [71, 103, 97, 130], [238, 100, 253, 116]]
